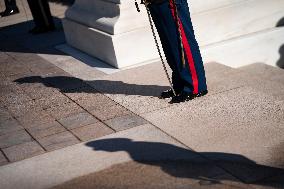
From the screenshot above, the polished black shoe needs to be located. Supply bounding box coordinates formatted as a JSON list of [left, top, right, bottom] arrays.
[[0, 8, 19, 17], [169, 91, 194, 103], [159, 89, 179, 99], [169, 90, 208, 104], [194, 89, 208, 98]]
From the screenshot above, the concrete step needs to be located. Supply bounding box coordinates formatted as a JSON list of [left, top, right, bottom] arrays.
[[142, 85, 284, 183], [191, 0, 284, 46], [189, 0, 248, 14], [201, 27, 284, 68], [86, 60, 284, 183], [236, 63, 284, 101], [87, 62, 245, 115], [238, 63, 284, 84]]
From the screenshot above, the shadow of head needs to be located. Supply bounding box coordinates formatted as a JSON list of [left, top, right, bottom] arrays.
[[14, 76, 167, 96]]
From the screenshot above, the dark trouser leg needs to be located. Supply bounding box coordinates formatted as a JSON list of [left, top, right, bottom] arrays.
[[149, 0, 207, 94], [149, 2, 185, 94], [174, 0, 207, 93], [27, 0, 54, 29], [4, 0, 18, 10], [38, 0, 55, 28], [27, 0, 43, 28]]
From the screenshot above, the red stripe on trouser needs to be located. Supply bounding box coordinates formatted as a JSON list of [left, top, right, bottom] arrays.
[[169, 0, 199, 94]]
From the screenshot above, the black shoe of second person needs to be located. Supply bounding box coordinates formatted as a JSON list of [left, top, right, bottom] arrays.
[[0, 8, 19, 17], [169, 90, 208, 104], [159, 89, 179, 99], [169, 91, 195, 104]]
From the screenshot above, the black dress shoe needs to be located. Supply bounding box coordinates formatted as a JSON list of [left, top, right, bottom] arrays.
[[0, 8, 19, 17], [159, 89, 180, 99], [170, 90, 208, 104], [194, 89, 208, 98]]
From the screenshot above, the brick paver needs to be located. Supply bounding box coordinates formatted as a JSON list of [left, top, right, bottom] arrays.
[[0, 118, 24, 136], [0, 2, 151, 165], [0, 151, 8, 166], [89, 104, 132, 121], [6, 99, 42, 118], [27, 121, 66, 139], [33, 93, 72, 110], [0, 130, 32, 149], [2, 141, 45, 162], [63, 85, 99, 101], [17, 110, 55, 129], [45, 101, 84, 120], [58, 112, 99, 130], [37, 131, 80, 151], [0, 107, 12, 122], [105, 114, 148, 131], [70, 122, 114, 141], [75, 93, 117, 111]]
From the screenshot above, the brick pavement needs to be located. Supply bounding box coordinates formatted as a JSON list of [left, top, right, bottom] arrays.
[[0, 40, 150, 166], [0, 0, 153, 165]]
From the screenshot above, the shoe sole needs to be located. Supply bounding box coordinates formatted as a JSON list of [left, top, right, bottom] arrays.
[[169, 90, 208, 104]]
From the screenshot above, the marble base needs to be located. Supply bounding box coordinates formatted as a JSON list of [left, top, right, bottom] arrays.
[[63, 18, 161, 69]]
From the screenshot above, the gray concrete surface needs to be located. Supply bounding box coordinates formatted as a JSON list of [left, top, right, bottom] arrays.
[[0, 124, 238, 189], [1, 1, 284, 188]]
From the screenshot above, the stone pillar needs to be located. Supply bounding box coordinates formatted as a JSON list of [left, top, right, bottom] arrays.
[[62, 0, 161, 69]]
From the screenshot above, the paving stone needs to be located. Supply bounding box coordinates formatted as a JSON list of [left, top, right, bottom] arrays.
[[2, 141, 45, 162], [0, 107, 12, 122], [0, 92, 32, 106], [63, 85, 99, 101], [21, 83, 63, 101], [1, 63, 31, 77], [75, 93, 117, 111], [44, 75, 88, 91], [89, 104, 132, 121], [34, 94, 72, 110], [0, 130, 32, 148], [27, 121, 66, 139], [70, 122, 114, 141], [29, 61, 65, 76], [0, 151, 8, 166], [6, 100, 43, 117], [105, 114, 148, 131], [0, 118, 24, 136], [0, 83, 22, 95], [17, 110, 55, 128], [58, 112, 99, 130], [37, 131, 80, 151], [45, 101, 85, 120]]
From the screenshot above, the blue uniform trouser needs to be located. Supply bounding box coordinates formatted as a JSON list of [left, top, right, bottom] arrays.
[[148, 0, 207, 94]]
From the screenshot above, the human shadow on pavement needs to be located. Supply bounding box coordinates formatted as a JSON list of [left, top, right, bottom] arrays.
[[15, 76, 169, 97], [276, 44, 284, 69], [84, 138, 284, 188]]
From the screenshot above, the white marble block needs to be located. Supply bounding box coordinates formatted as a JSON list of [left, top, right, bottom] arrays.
[[63, 0, 161, 69]]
